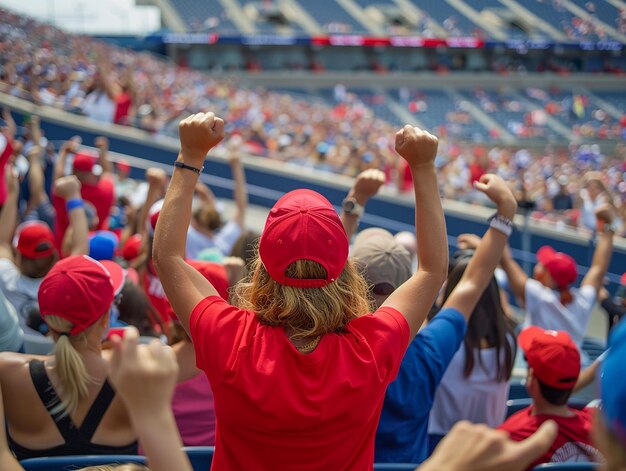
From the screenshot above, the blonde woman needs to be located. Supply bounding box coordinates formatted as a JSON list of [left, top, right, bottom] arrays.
[[153, 113, 448, 470], [0, 255, 136, 460]]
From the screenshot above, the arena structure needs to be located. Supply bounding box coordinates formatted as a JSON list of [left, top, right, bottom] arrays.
[[1, 0, 625, 291]]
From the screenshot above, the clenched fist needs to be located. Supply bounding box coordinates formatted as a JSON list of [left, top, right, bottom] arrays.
[[474, 174, 517, 219], [178, 112, 225, 167], [394, 125, 438, 169], [146, 167, 168, 188], [95, 136, 109, 151], [54, 175, 82, 200]]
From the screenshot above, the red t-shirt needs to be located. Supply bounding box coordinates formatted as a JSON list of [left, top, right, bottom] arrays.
[[53, 175, 115, 243], [469, 162, 486, 185], [498, 406, 602, 470], [190, 296, 409, 471]]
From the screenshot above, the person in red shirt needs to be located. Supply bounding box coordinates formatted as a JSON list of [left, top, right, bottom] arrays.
[[498, 326, 603, 469], [152, 114, 447, 470], [53, 137, 115, 245]]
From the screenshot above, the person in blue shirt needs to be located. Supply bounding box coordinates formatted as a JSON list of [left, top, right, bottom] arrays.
[[367, 174, 518, 464]]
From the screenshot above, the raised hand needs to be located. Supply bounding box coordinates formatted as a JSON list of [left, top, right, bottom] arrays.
[[474, 174, 517, 218], [108, 327, 178, 417], [420, 420, 558, 471], [145, 167, 168, 189], [394, 125, 438, 169], [179, 112, 225, 167], [595, 204, 615, 225], [53, 175, 82, 200], [95, 136, 109, 152], [351, 168, 385, 204], [457, 233, 482, 251]]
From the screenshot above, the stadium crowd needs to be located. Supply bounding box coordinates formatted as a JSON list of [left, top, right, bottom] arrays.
[[1, 8, 626, 239], [0, 101, 623, 469]]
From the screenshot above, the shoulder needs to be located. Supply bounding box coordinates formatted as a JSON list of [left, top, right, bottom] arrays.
[[0, 352, 33, 377], [498, 407, 534, 434], [349, 306, 409, 341]]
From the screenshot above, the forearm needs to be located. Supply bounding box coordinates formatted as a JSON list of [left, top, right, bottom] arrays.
[[501, 248, 528, 302], [230, 161, 247, 226], [131, 410, 192, 471], [0, 191, 18, 247], [53, 150, 69, 181], [98, 147, 114, 175], [153, 157, 196, 264], [27, 149, 47, 207], [411, 163, 447, 277], [591, 232, 613, 277], [139, 185, 165, 237], [67, 196, 89, 255]]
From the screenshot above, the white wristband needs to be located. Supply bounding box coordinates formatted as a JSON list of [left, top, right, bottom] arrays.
[[489, 214, 513, 237]]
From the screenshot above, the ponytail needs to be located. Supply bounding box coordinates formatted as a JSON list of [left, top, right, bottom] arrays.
[[45, 316, 91, 417]]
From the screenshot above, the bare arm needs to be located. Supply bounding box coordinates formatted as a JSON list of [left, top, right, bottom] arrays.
[[580, 205, 615, 294], [382, 126, 448, 339], [94, 136, 114, 176], [53, 137, 80, 182], [500, 245, 528, 307], [2, 108, 16, 140], [138, 167, 168, 239], [108, 328, 192, 471], [340, 168, 385, 240], [54, 176, 89, 256], [26, 116, 47, 209], [153, 113, 224, 332], [0, 386, 23, 471], [227, 139, 247, 229], [443, 175, 517, 320], [573, 357, 602, 393], [0, 165, 18, 261]]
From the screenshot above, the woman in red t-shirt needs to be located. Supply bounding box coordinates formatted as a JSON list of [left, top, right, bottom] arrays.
[[153, 114, 448, 470]]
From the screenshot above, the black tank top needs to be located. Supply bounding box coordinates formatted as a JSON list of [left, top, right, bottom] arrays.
[[8, 360, 138, 461]]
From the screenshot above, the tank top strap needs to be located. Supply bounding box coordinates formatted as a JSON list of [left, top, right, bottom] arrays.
[[78, 379, 115, 441], [28, 360, 86, 446]]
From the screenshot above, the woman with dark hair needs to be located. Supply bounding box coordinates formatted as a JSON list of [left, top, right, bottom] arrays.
[[153, 113, 448, 470], [428, 256, 517, 445]]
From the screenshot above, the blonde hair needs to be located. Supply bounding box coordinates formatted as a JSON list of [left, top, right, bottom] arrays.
[[45, 316, 92, 417], [234, 253, 373, 340]]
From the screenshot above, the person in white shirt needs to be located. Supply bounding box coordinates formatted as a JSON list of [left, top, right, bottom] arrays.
[[500, 205, 615, 347]]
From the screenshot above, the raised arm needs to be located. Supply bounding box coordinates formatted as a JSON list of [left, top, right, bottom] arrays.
[[2, 108, 16, 140], [382, 126, 448, 338], [153, 113, 224, 332], [108, 328, 192, 471], [54, 176, 88, 256], [138, 167, 167, 239], [0, 165, 18, 261], [580, 205, 615, 294], [25, 116, 47, 209], [340, 168, 385, 240], [443, 175, 517, 320], [500, 244, 529, 307], [227, 138, 247, 229], [94, 136, 114, 176], [53, 137, 80, 182]]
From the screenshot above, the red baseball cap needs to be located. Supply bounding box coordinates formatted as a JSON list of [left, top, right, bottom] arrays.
[[38, 255, 120, 336], [519, 326, 581, 389], [620, 272, 626, 286], [536, 246, 578, 289], [14, 221, 56, 259], [121, 234, 143, 262], [73, 152, 102, 175], [146, 200, 164, 237], [187, 260, 230, 301], [116, 159, 131, 174], [259, 189, 348, 288], [100, 260, 126, 296]]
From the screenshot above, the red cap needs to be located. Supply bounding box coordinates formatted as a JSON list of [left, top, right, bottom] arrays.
[[187, 260, 230, 300], [73, 152, 98, 173], [116, 159, 131, 174], [121, 234, 142, 262], [537, 246, 578, 289], [100, 260, 126, 296], [38, 255, 117, 336], [146, 200, 164, 237], [519, 326, 581, 389], [259, 189, 348, 288], [620, 272, 626, 286], [14, 222, 56, 259]]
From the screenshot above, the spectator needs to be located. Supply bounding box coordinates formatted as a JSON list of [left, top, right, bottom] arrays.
[[552, 176, 574, 211], [374, 174, 519, 464], [153, 115, 447, 469], [0, 255, 137, 460], [0, 107, 15, 207], [498, 327, 602, 468], [598, 275, 626, 340], [501, 205, 616, 347], [579, 176, 612, 231], [186, 143, 247, 260], [0, 289, 23, 353], [0, 170, 88, 328], [427, 233, 517, 450]]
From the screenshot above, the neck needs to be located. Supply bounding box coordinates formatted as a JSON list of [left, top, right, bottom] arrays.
[[532, 401, 574, 418]]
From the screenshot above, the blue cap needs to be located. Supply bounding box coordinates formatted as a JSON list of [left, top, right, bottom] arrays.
[[602, 318, 626, 445], [88, 231, 119, 261]]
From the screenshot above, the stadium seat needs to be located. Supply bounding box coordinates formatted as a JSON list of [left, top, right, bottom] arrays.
[[184, 446, 215, 471], [20, 455, 147, 470], [531, 463, 597, 470], [374, 464, 419, 470]]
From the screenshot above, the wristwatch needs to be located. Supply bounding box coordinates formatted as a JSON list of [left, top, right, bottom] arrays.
[[597, 220, 617, 233], [342, 197, 364, 217]]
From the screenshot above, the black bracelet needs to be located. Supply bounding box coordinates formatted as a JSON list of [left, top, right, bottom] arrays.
[[173, 161, 203, 175]]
